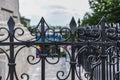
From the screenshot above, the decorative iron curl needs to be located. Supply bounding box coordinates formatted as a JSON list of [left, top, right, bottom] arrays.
[[14, 27, 25, 41], [30, 17, 50, 42], [46, 46, 71, 64], [45, 57, 60, 65], [106, 46, 120, 65], [75, 66, 82, 80], [84, 72, 91, 80], [61, 46, 71, 60], [78, 27, 101, 42], [27, 55, 41, 65], [13, 27, 37, 42], [14, 46, 41, 65], [84, 54, 103, 80], [84, 62, 101, 80], [75, 46, 88, 79], [57, 67, 71, 80], [24, 46, 41, 65], [45, 27, 71, 42], [30, 28, 40, 36], [114, 71, 120, 80], [29, 28, 41, 42], [75, 45, 101, 79], [45, 28, 55, 42], [90, 28, 101, 41], [78, 27, 86, 42], [82, 46, 102, 80], [105, 27, 119, 41], [21, 73, 29, 80], [75, 45, 101, 65], [59, 27, 71, 42], [87, 55, 101, 65], [0, 48, 10, 61], [75, 45, 87, 60], [0, 27, 9, 42], [14, 46, 26, 60], [55, 46, 71, 80]]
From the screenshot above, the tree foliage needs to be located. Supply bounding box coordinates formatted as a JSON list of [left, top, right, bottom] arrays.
[[20, 17, 33, 33], [82, 0, 120, 26], [20, 17, 27, 27]]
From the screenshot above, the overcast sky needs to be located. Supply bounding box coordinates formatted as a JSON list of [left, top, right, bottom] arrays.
[[19, 0, 91, 26]]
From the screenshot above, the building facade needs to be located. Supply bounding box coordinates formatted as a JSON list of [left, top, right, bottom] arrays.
[[0, 0, 20, 25]]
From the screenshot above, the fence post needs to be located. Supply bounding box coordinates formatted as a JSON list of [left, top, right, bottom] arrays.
[[101, 16, 107, 80], [7, 17, 16, 80], [70, 17, 77, 80], [40, 17, 46, 80]]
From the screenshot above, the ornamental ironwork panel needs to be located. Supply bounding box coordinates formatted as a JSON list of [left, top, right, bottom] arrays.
[[0, 16, 120, 80]]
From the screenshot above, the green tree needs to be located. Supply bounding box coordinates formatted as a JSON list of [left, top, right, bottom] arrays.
[[20, 17, 27, 27], [20, 17, 34, 33], [82, 0, 120, 26]]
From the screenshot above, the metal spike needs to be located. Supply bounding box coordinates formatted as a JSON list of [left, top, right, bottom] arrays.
[[7, 16, 15, 31], [69, 17, 77, 34], [36, 17, 45, 29], [78, 18, 80, 27], [100, 16, 107, 23], [40, 17, 45, 23]]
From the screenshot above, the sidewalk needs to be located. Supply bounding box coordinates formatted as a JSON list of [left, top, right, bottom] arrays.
[[25, 58, 88, 80]]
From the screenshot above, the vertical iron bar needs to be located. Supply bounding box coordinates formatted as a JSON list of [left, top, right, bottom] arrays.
[[40, 17, 46, 80], [117, 55, 119, 79], [110, 53, 112, 80], [96, 66, 98, 80], [113, 59, 115, 80], [0, 76, 1, 80], [101, 17, 106, 80], [107, 58, 109, 80], [9, 27, 14, 80], [71, 44, 75, 80], [105, 61, 107, 80], [99, 65, 100, 80], [8, 17, 15, 80], [70, 17, 76, 80]]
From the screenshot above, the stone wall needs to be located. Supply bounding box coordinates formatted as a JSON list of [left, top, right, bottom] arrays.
[[0, 0, 20, 25], [0, 54, 5, 80]]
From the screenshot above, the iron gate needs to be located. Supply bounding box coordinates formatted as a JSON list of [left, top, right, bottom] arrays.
[[0, 16, 120, 80]]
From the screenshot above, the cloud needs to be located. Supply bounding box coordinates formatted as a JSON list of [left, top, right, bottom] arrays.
[[50, 11, 67, 15], [43, 5, 66, 10], [19, 0, 91, 26]]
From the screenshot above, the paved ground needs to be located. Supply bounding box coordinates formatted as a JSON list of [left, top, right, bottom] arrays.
[[25, 58, 88, 80]]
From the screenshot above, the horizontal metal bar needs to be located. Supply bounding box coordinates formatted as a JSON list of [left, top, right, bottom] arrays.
[[0, 41, 117, 46]]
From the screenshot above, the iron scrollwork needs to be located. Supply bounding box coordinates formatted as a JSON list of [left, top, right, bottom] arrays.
[[0, 16, 120, 80]]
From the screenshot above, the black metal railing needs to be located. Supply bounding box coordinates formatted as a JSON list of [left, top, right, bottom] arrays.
[[0, 16, 120, 80], [0, 76, 2, 80]]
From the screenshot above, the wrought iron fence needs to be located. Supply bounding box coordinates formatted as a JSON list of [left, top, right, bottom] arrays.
[[0, 16, 120, 80]]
